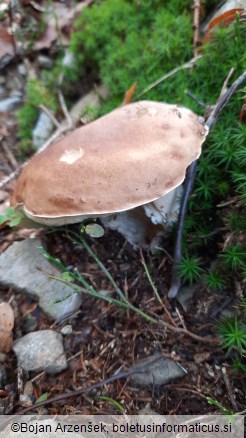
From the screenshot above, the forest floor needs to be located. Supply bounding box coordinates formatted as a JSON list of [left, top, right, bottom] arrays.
[[0, 0, 245, 418]]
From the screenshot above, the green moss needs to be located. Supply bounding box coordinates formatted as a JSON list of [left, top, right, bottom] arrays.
[[70, 0, 193, 110]]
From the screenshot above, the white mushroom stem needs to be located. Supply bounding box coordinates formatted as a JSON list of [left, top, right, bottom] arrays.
[[143, 185, 183, 226]]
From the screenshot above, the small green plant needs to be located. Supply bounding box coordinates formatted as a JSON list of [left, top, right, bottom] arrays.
[[225, 210, 246, 233], [177, 256, 204, 284], [0, 207, 25, 227], [80, 223, 104, 238], [205, 271, 226, 291], [231, 357, 246, 373], [206, 397, 234, 415], [217, 316, 246, 355], [220, 244, 246, 271], [98, 396, 125, 413]]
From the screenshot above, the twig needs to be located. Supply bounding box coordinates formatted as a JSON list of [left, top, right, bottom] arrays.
[[168, 70, 246, 299], [216, 196, 241, 207], [221, 366, 238, 412], [158, 318, 218, 344], [140, 249, 176, 326], [175, 306, 187, 330], [0, 136, 18, 170], [58, 72, 73, 129], [15, 355, 166, 414], [185, 89, 206, 108], [140, 249, 163, 306], [192, 0, 201, 58], [39, 104, 61, 129], [217, 68, 235, 100], [135, 56, 202, 99], [168, 160, 197, 298], [205, 70, 245, 130]]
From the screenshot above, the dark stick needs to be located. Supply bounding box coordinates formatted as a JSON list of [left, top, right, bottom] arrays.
[[14, 355, 164, 415], [168, 70, 246, 299]]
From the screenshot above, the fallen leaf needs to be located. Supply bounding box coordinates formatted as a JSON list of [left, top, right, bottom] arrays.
[[33, 1, 94, 51], [0, 27, 15, 69], [194, 352, 211, 364], [0, 302, 15, 353]]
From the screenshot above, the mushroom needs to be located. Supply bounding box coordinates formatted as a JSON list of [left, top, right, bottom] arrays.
[[11, 101, 208, 239]]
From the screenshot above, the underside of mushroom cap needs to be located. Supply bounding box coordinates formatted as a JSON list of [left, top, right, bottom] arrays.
[[11, 100, 208, 226]]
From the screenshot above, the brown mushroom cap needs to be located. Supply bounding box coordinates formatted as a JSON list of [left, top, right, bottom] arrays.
[[11, 101, 208, 226]]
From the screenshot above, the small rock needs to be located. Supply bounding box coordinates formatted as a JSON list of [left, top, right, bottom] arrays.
[[0, 95, 23, 112], [60, 325, 72, 335], [13, 330, 67, 374], [32, 111, 54, 149], [131, 355, 187, 386], [17, 64, 27, 76], [62, 50, 74, 68], [19, 381, 35, 406], [0, 238, 82, 320], [177, 284, 198, 312], [37, 55, 54, 69]]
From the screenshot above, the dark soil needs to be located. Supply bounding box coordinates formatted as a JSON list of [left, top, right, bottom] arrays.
[[0, 217, 245, 415]]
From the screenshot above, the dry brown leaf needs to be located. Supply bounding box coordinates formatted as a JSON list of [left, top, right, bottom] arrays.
[[194, 352, 211, 364], [34, 1, 94, 51], [0, 27, 15, 68], [0, 302, 15, 353]]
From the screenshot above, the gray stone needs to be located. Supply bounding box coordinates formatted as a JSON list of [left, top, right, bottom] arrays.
[[13, 330, 67, 374], [32, 111, 54, 149], [60, 325, 73, 335], [17, 64, 27, 76], [0, 238, 81, 320], [131, 355, 187, 386], [177, 284, 198, 312], [37, 55, 54, 69], [0, 95, 23, 112]]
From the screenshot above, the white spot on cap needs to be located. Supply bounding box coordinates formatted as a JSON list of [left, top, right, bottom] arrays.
[[60, 148, 84, 164], [148, 107, 158, 116]]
